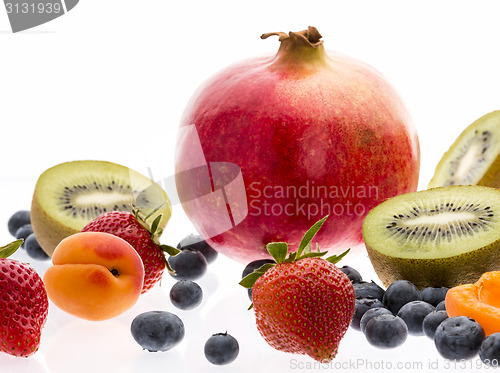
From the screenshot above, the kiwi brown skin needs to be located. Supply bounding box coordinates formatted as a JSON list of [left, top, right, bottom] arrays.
[[366, 239, 500, 289], [477, 152, 500, 188], [31, 192, 77, 257]]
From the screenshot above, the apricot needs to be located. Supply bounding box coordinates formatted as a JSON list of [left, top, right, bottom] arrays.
[[446, 271, 500, 336], [43, 232, 144, 321]]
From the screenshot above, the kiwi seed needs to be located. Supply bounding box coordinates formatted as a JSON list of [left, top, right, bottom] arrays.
[[429, 111, 500, 188], [385, 201, 494, 245], [31, 160, 171, 256]]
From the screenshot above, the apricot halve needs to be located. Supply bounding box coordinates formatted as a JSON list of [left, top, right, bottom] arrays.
[[446, 271, 500, 336], [43, 232, 144, 321]]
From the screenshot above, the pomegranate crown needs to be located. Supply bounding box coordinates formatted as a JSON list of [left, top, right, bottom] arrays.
[[261, 26, 324, 48], [260, 26, 328, 68]]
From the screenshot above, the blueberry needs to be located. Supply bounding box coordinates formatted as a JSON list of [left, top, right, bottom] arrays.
[[24, 234, 50, 261], [397, 301, 435, 336], [177, 234, 218, 264], [204, 332, 239, 365], [168, 249, 207, 280], [420, 287, 449, 306], [7, 210, 30, 237], [353, 281, 385, 302], [169, 280, 203, 310], [480, 333, 500, 367], [383, 280, 422, 314], [242, 258, 276, 300], [360, 307, 392, 334], [130, 311, 185, 352], [364, 314, 408, 349], [351, 298, 384, 331], [434, 316, 485, 360], [436, 300, 446, 311], [15, 224, 33, 246], [423, 310, 449, 339], [340, 266, 362, 283]]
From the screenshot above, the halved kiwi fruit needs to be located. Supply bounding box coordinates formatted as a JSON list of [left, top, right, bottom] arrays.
[[429, 110, 500, 188], [362, 185, 500, 289], [31, 160, 171, 256]]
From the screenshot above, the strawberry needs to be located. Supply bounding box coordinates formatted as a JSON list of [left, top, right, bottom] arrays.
[[0, 239, 49, 357], [240, 216, 355, 362], [81, 209, 179, 294]]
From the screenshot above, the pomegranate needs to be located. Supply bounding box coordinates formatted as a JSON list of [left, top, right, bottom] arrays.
[[175, 26, 420, 264]]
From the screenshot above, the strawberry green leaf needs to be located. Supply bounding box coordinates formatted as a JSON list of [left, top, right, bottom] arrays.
[[132, 204, 139, 219], [155, 226, 164, 237], [326, 248, 350, 264], [150, 214, 162, 236], [239, 263, 275, 289], [165, 258, 176, 275], [296, 215, 328, 257], [143, 202, 167, 221], [133, 204, 167, 240], [239, 271, 263, 289], [160, 244, 181, 257], [160, 246, 180, 275], [299, 251, 329, 259], [266, 242, 288, 264], [0, 239, 23, 259], [303, 241, 312, 254]]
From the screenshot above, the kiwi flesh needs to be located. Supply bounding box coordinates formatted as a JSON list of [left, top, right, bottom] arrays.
[[362, 185, 500, 289], [429, 110, 500, 188], [31, 160, 171, 256]]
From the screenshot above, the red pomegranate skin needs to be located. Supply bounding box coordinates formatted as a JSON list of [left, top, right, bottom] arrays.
[[175, 28, 420, 264]]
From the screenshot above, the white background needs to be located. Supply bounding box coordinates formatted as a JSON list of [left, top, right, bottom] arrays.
[[1, 1, 500, 372]]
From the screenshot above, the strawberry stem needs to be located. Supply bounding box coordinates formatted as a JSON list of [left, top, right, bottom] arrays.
[[239, 215, 348, 291]]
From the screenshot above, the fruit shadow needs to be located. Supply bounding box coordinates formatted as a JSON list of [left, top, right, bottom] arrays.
[[339, 329, 446, 371], [131, 349, 186, 372], [0, 352, 48, 373], [184, 283, 278, 372], [41, 317, 142, 373]]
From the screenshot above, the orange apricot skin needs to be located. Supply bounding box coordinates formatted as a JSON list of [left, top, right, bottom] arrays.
[[446, 271, 500, 336], [43, 232, 144, 321]]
